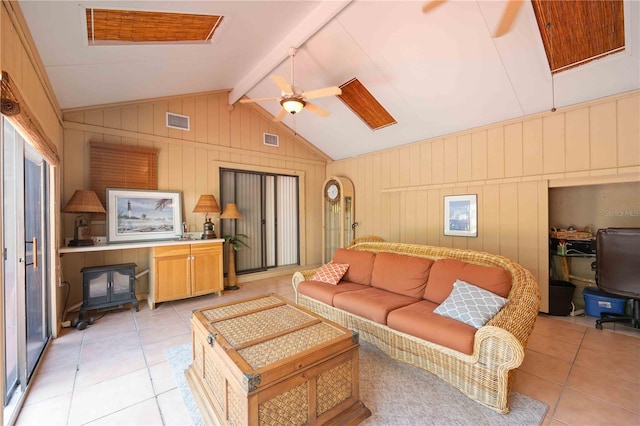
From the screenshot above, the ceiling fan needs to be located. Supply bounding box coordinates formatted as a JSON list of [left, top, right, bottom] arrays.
[[422, 0, 524, 38], [239, 47, 342, 122]]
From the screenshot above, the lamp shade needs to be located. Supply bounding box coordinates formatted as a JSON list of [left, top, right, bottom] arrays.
[[220, 203, 242, 219], [62, 190, 106, 214], [193, 194, 221, 213], [281, 98, 305, 114]]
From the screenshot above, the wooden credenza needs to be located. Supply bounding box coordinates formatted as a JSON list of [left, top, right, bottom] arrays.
[[149, 241, 223, 309]]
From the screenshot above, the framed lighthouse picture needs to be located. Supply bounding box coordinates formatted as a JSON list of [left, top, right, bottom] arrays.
[[106, 189, 183, 243]]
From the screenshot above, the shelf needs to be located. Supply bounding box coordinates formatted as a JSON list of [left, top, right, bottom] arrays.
[[59, 238, 224, 254], [550, 252, 595, 258]]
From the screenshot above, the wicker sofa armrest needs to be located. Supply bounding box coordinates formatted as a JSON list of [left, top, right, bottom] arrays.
[[474, 325, 524, 369], [292, 268, 319, 293], [485, 265, 540, 350]]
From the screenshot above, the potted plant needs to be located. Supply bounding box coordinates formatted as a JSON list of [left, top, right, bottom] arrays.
[[223, 233, 249, 290], [223, 233, 250, 252]]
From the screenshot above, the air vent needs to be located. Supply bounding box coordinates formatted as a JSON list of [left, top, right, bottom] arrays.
[[166, 112, 190, 131], [263, 133, 279, 147]]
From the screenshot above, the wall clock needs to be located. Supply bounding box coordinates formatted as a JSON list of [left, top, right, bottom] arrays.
[[325, 182, 340, 202], [322, 176, 355, 263]]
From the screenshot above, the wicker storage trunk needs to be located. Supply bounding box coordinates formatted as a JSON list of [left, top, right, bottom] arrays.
[[186, 294, 370, 425]]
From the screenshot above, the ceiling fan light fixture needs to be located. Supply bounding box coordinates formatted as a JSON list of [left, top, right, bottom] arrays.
[[281, 98, 305, 114]]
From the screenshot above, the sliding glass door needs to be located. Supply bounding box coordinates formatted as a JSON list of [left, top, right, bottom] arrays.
[[220, 169, 299, 274], [2, 117, 51, 410]]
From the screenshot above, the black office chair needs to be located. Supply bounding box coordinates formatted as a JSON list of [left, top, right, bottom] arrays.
[[594, 228, 640, 330]]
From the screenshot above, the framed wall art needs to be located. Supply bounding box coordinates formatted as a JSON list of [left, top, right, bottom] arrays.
[[444, 194, 477, 237], [106, 189, 183, 243]]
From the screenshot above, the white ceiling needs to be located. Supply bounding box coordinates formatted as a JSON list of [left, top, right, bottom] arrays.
[[18, 1, 640, 160]]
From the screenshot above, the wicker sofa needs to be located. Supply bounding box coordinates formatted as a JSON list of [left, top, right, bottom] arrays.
[[292, 242, 540, 414]]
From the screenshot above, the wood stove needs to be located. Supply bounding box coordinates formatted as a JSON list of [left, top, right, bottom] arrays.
[[80, 263, 139, 320]]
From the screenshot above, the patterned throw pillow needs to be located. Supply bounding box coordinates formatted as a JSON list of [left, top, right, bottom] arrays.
[[311, 263, 350, 285], [433, 279, 508, 328]]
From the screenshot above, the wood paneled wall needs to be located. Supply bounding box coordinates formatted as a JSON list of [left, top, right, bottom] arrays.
[[328, 90, 640, 312], [60, 94, 328, 306], [1, 3, 62, 147]]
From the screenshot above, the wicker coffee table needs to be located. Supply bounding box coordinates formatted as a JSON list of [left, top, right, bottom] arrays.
[[186, 294, 370, 425]]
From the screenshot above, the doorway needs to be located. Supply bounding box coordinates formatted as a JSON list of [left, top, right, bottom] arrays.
[[548, 181, 640, 311]]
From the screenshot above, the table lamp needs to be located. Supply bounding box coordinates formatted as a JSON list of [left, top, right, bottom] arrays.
[[193, 194, 221, 239], [220, 203, 243, 290], [62, 190, 106, 246]]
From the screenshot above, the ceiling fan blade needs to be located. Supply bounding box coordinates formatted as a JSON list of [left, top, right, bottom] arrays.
[[270, 75, 292, 93], [301, 86, 342, 100], [304, 102, 330, 117], [493, 0, 523, 38], [422, 0, 447, 14], [239, 96, 280, 103], [273, 108, 287, 122]]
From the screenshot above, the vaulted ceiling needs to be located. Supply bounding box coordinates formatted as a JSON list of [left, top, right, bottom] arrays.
[[18, 1, 640, 160]]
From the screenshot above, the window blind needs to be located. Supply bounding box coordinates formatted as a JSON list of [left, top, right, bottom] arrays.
[[89, 141, 158, 207], [1, 71, 60, 166]]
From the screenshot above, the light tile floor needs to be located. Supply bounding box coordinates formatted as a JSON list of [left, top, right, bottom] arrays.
[[15, 275, 640, 425]]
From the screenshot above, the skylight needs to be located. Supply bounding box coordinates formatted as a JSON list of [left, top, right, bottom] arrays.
[[532, 0, 625, 73], [85, 9, 224, 45], [338, 78, 396, 131]]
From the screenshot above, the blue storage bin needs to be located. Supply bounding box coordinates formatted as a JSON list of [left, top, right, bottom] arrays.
[[582, 287, 627, 318]]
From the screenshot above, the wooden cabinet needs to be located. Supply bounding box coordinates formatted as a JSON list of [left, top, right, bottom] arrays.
[[148, 241, 223, 309]]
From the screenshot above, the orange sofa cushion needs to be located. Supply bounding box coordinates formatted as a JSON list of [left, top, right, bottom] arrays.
[[298, 280, 369, 306], [371, 252, 434, 298], [333, 248, 376, 285], [387, 300, 477, 355], [333, 287, 420, 325], [423, 259, 512, 304]]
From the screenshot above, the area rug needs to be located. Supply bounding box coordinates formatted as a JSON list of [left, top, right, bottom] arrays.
[[165, 342, 548, 425]]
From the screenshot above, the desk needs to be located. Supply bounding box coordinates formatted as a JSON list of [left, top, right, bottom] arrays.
[[59, 237, 224, 254], [59, 238, 225, 309]]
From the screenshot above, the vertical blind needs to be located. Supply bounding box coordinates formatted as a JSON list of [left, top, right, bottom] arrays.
[[234, 172, 262, 271], [265, 176, 276, 267], [277, 176, 298, 266]]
